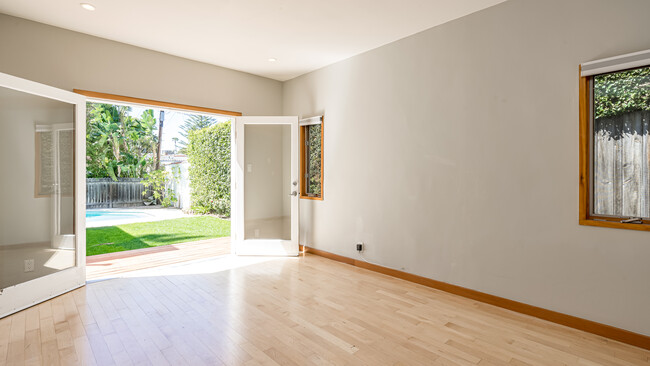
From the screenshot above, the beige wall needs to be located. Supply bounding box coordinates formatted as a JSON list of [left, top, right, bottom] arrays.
[[0, 13, 282, 116], [283, 0, 650, 336]]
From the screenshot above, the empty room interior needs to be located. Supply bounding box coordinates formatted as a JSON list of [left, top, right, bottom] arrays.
[[1, 0, 650, 365]]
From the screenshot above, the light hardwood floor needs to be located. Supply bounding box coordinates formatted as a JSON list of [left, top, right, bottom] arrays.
[[1, 254, 649, 366]]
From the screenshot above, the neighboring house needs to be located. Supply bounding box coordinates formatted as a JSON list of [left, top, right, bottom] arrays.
[[160, 152, 187, 165], [162, 158, 191, 211]]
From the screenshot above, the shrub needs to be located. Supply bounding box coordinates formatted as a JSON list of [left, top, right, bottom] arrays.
[[187, 121, 231, 216], [141, 169, 177, 207]]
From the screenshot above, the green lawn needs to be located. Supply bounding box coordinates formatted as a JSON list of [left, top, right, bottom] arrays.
[[86, 216, 230, 256]]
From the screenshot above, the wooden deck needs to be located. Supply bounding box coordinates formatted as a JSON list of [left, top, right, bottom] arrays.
[[86, 237, 231, 280]]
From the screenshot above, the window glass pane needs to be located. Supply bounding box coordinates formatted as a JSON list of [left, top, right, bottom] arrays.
[[305, 124, 321, 196], [244, 124, 291, 240], [593, 66, 650, 217]]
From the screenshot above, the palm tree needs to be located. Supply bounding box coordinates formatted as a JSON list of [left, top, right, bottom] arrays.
[[86, 103, 157, 179], [177, 114, 217, 151], [172, 137, 179, 153]]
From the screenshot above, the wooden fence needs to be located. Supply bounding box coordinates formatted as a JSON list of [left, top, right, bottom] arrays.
[[593, 110, 650, 217], [86, 178, 149, 209]]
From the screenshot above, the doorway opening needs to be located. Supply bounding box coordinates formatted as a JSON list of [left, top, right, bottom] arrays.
[[78, 91, 239, 280]]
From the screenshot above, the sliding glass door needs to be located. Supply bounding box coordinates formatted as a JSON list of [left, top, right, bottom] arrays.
[[0, 72, 86, 318]]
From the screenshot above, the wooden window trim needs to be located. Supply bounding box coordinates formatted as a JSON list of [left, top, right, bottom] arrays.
[[300, 118, 324, 200], [578, 67, 650, 231], [73, 89, 242, 117]]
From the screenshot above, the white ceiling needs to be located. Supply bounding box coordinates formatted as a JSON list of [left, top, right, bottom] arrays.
[[0, 0, 506, 81]]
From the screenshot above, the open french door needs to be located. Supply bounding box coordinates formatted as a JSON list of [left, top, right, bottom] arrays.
[[232, 116, 299, 256], [0, 72, 86, 318]]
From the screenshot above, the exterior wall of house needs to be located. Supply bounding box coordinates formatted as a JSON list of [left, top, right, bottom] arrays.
[[164, 161, 191, 211], [283, 0, 650, 336]]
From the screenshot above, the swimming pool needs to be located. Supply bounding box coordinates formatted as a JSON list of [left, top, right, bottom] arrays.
[[85, 208, 188, 228], [86, 210, 153, 223]]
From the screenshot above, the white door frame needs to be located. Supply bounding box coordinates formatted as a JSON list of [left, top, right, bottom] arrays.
[[0, 72, 86, 318], [232, 116, 299, 256]]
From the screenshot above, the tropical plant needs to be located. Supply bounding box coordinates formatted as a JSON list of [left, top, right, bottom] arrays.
[[141, 169, 177, 207], [187, 121, 231, 216], [86, 103, 158, 179]]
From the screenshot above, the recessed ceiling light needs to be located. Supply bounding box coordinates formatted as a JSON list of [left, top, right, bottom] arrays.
[[268, 58, 277, 62], [80, 3, 95, 11]]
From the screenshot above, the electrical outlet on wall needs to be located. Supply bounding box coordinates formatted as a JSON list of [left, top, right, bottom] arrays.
[[24, 259, 35, 272], [356, 242, 364, 252]]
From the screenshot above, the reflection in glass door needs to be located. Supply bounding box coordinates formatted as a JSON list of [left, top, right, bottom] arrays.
[[0, 72, 86, 318], [51, 124, 76, 251], [233, 116, 299, 256], [244, 124, 291, 240]]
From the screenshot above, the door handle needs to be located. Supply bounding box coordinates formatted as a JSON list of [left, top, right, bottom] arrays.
[[289, 191, 298, 197]]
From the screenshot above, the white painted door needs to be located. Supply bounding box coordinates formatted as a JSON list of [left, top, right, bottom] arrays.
[[0, 72, 86, 318], [233, 116, 299, 256]]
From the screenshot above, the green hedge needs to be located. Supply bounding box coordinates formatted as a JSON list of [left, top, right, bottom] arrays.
[[187, 121, 231, 216]]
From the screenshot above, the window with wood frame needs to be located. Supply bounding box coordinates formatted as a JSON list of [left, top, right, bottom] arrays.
[[300, 116, 323, 200], [579, 50, 650, 231]]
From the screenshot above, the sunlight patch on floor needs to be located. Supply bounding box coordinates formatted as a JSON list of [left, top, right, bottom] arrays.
[[43, 249, 75, 270], [88, 254, 289, 282]]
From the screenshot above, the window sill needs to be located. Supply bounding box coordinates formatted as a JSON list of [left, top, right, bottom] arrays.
[[580, 218, 650, 232], [300, 195, 323, 201]]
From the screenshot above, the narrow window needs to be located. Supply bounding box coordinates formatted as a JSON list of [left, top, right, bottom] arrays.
[[300, 116, 323, 200], [580, 50, 650, 230]]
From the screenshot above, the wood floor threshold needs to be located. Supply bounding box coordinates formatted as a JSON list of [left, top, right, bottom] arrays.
[[86, 237, 231, 280], [86, 238, 229, 263], [299, 245, 650, 351]]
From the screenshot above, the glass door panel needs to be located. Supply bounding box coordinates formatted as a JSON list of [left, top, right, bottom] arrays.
[[0, 73, 86, 318], [244, 124, 291, 240]]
